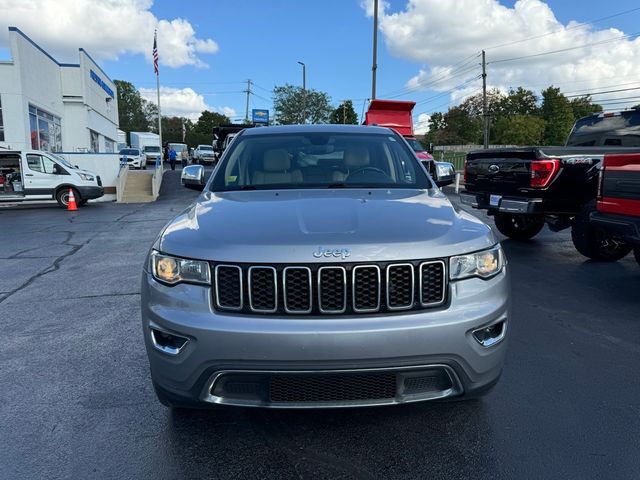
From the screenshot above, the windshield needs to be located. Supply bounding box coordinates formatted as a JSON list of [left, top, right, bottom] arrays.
[[199, 146, 213, 151], [120, 149, 140, 155], [169, 144, 187, 152], [210, 131, 431, 192], [567, 111, 640, 146], [50, 153, 75, 169], [406, 138, 425, 152], [144, 146, 160, 152]]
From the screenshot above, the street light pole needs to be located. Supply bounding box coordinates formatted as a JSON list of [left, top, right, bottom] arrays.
[[371, 0, 378, 100], [297, 61, 306, 124]]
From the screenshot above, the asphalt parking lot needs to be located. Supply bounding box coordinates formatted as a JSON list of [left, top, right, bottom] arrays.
[[1, 169, 639, 480]]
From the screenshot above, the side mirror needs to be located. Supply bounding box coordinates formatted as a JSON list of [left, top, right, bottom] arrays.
[[181, 165, 205, 191], [434, 161, 455, 188]]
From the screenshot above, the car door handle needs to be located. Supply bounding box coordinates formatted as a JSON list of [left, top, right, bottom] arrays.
[[25, 174, 34, 176]]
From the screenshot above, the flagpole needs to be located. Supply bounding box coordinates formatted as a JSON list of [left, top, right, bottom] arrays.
[[156, 70, 162, 169], [154, 30, 163, 170]]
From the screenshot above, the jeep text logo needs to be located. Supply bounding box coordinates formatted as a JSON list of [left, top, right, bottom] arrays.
[[313, 247, 351, 260]]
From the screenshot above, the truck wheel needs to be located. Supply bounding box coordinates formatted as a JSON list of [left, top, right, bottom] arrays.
[[56, 188, 80, 208], [571, 201, 632, 261], [494, 213, 545, 240]]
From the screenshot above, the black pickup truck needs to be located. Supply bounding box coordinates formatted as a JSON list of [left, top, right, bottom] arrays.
[[460, 109, 640, 260]]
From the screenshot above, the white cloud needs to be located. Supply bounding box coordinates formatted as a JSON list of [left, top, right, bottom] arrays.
[[140, 87, 208, 120], [414, 113, 430, 135], [139, 87, 237, 121], [0, 0, 218, 68], [372, 0, 640, 110], [218, 106, 238, 119]]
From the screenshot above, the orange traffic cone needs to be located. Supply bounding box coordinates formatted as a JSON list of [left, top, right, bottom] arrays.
[[67, 188, 78, 211]]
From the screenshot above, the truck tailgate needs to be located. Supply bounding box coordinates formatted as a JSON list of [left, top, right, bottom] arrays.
[[465, 149, 538, 196]]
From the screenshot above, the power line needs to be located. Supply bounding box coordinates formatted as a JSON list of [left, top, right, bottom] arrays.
[[384, 64, 480, 100], [566, 85, 640, 98], [485, 6, 640, 51], [414, 75, 482, 106], [489, 31, 640, 64]]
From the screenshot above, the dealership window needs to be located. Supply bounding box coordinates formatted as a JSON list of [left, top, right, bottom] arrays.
[[105, 137, 115, 153], [29, 105, 62, 152], [0, 96, 5, 141], [90, 130, 99, 152]]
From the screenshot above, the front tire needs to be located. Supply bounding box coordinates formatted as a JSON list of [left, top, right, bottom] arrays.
[[571, 201, 632, 261], [56, 188, 80, 208], [494, 213, 545, 240]]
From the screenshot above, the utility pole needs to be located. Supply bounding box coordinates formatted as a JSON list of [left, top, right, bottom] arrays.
[[245, 79, 252, 123], [371, 0, 378, 100], [297, 61, 306, 124], [482, 50, 488, 149]]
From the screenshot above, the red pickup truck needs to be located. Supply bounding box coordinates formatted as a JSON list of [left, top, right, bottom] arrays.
[[585, 153, 640, 264]]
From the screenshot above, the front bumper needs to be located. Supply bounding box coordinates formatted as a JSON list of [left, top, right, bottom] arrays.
[[141, 268, 510, 408], [460, 191, 543, 214], [76, 185, 104, 200], [590, 211, 640, 245]]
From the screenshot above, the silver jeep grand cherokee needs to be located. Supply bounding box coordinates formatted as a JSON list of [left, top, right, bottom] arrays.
[[142, 125, 510, 409]]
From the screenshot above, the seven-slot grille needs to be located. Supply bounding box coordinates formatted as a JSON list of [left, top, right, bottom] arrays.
[[213, 260, 446, 315]]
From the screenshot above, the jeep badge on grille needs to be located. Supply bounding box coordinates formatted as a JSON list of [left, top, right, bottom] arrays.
[[313, 247, 351, 260]]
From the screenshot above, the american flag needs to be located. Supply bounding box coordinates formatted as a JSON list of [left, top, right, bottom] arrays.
[[153, 30, 159, 75]]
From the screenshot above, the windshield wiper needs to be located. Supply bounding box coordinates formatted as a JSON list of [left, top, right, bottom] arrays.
[[327, 183, 346, 188], [239, 185, 257, 190]]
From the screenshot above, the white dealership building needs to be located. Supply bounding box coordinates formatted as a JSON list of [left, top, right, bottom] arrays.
[[0, 27, 119, 153]]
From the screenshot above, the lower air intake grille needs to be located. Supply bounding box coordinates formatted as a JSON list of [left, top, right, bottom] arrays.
[[269, 373, 397, 403]]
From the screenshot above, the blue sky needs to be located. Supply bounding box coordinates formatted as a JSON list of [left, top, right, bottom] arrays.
[[2, 0, 640, 128]]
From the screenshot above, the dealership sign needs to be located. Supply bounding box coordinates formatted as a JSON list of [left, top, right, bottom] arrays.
[[90, 69, 114, 98], [252, 109, 269, 124]]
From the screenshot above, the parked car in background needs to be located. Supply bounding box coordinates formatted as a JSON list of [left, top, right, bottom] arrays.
[[193, 144, 216, 164], [168, 143, 189, 165], [461, 110, 640, 260], [120, 148, 146, 169], [142, 124, 507, 410], [0, 150, 103, 208], [586, 152, 640, 264], [213, 124, 253, 157]]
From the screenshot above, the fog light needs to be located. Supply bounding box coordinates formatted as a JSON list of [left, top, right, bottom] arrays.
[[472, 321, 506, 347], [150, 328, 189, 355]]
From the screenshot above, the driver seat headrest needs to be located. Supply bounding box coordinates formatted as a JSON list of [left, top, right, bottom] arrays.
[[344, 147, 370, 168], [263, 149, 291, 171]]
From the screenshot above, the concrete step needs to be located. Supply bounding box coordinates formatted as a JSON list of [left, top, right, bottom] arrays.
[[120, 194, 155, 203]]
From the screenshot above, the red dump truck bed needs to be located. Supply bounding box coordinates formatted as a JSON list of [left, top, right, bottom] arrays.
[[364, 100, 416, 137]]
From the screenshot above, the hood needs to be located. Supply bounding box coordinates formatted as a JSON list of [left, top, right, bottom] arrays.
[[158, 189, 495, 263]]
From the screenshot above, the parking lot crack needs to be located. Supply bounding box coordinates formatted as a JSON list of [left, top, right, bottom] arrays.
[[0, 231, 93, 305]]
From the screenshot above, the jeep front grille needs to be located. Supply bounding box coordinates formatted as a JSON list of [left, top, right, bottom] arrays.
[[212, 260, 446, 316]]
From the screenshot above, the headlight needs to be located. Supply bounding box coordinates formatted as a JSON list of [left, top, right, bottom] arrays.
[[78, 173, 94, 181], [449, 245, 504, 280], [150, 251, 211, 285]]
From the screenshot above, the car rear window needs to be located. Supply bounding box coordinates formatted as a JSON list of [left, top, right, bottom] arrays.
[[210, 131, 431, 191], [567, 111, 640, 147], [120, 149, 140, 155]]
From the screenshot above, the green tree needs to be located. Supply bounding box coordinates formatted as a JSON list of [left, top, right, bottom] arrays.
[[441, 107, 482, 144], [329, 100, 358, 124], [495, 87, 539, 117], [541, 86, 575, 145], [570, 96, 602, 121], [161, 117, 194, 144], [143, 100, 159, 133], [114, 80, 149, 138], [493, 115, 545, 145], [273, 84, 333, 124], [194, 110, 231, 134]]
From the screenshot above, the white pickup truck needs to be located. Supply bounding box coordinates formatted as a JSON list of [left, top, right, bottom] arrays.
[[0, 150, 103, 208], [193, 144, 216, 164]]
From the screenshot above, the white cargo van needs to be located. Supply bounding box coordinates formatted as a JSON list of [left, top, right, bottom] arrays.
[[0, 150, 103, 208]]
